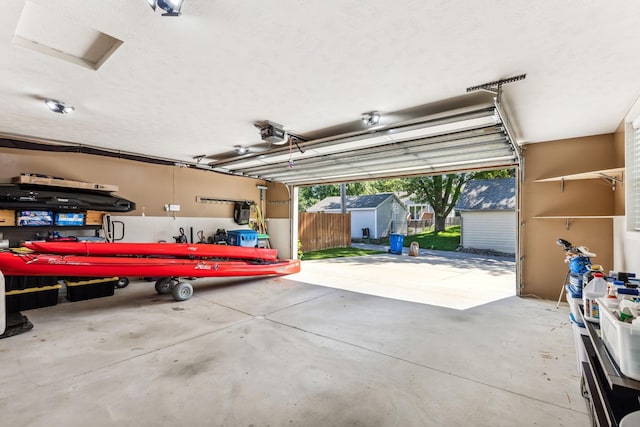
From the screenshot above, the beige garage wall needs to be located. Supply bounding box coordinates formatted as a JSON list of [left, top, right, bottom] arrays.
[[521, 134, 621, 300], [0, 147, 293, 255], [0, 147, 290, 218]]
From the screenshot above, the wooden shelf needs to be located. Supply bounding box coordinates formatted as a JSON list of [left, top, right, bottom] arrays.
[[534, 215, 618, 219], [533, 215, 620, 230], [534, 168, 624, 183]]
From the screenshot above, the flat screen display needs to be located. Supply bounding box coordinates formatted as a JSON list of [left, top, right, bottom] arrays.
[[54, 212, 85, 226], [17, 210, 53, 226]]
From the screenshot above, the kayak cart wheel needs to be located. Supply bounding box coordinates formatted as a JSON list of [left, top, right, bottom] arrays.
[[154, 277, 175, 294], [172, 282, 193, 301], [115, 277, 130, 288]]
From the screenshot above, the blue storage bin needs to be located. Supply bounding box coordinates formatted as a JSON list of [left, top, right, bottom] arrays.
[[227, 229, 258, 247], [389, 233, 404, 255]]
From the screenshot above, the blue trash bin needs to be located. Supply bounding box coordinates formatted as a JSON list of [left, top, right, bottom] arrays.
[[389, 233, 404, 255]]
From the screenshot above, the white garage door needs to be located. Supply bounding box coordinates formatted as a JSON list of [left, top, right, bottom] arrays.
[[207, 94, 519, 185], [462, 211, 516, 254]]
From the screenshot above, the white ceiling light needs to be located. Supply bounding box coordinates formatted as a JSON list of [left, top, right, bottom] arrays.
[[146, 0, 184, 16], [234, 145, 248, 155], [362, 111, 380, 126], [44, 99, 75, 114]]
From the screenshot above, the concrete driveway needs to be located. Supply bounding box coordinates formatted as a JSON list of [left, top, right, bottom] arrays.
[[290, 245, 516, 310]]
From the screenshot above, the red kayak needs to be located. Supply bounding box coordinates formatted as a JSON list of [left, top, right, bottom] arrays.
[[0, 251, 300, 278], [22, 241, 278, 261]]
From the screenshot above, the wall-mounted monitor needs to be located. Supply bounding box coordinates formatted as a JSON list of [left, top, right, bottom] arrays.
[[54, 212, 85, 226], [17, 210, 53, 226]]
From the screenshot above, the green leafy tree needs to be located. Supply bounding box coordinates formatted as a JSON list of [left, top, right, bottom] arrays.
[[402, 174, 467, 232], [402, 168, 515, 232]]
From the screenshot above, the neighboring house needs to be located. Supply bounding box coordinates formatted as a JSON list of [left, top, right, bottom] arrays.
[[455, 178, 516, 254], [307, 193, 408, 239], [401, 196, 457, 224]]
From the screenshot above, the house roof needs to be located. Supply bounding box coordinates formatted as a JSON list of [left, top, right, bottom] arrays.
[[308, 193, 404, 211], [455, 178, 516, 211]]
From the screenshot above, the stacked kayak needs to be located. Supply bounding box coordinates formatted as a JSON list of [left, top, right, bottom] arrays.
[[1, 241, 301, 301]]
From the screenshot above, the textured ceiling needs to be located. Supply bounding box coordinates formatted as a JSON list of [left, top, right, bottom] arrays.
[[1, 0, 639, 168]]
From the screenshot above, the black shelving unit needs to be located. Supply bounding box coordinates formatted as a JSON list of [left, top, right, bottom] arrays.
[[579, 314, 640, 426]]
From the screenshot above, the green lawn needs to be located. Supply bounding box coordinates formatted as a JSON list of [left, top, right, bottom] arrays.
[[302, 225, 461, 259], [385, 225, 461, 251], [302, 247, 385, 260]]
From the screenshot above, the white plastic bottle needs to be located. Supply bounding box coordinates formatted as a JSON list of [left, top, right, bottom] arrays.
[[583, 272, 608, 323]]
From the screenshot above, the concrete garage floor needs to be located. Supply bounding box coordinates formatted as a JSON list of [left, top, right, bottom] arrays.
[[0, 259, 588, 426]]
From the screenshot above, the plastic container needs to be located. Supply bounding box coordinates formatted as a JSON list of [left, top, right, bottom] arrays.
[[227, 229, 258, 247], [565, 285, 583, 321], [388, 233, 404, 255], [598, 298, 640, 381], [583, 272, 608, 323], [569, 313, 588, 374], [582, 264, 604, 289], [5, 284, 61, 312], [65, 277, 117, 302]]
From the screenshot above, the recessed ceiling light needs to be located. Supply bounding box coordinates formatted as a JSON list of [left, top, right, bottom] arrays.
[[44, 99, 75, 114], [146, 0, 184, 16]]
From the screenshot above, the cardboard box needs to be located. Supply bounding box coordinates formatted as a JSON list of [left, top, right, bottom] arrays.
[[0, 210, 16, 226], [85, 210, 105, 225]]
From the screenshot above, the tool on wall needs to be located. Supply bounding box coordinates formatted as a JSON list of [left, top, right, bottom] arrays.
[[255, 184, 270, 248], [173, 227, 188, 243]]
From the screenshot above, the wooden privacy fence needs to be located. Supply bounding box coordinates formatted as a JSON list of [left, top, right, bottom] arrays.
[[298, 212, 351, 252]]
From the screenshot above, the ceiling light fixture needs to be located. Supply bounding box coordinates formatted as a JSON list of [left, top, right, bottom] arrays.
[[362, 111, 380, 126], [44, 99, 75, 114], [234, 145, 249, 155], [146, 0, 184, 16]]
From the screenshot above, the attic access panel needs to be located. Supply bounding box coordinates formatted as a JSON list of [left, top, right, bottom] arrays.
[[207, 96, 520, 186]]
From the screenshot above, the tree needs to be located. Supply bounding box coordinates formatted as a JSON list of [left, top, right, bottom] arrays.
[[402, 174, 467, 232], [401, 168, 515, 232]]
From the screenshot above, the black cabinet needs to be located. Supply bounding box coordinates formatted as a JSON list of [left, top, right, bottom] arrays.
[[579, 317, 640, 426]]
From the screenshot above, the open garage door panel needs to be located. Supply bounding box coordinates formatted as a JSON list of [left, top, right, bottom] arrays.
[[207, 95, 520, 186]]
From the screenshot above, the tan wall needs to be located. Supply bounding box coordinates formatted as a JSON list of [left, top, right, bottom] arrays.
[[521, 134, 622, 299], [0, 147, 291, 219]]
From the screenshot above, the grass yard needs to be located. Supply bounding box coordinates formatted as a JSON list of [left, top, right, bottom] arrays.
[[302, 247, 386, 260], [302, 225, 461, 260], [385, 225, 461, 251]]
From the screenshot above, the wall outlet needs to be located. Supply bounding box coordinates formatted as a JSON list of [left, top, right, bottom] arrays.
[[165, 204, 181, 212]]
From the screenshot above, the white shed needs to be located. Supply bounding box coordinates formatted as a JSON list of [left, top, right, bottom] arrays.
[[307, 193, 408, 239], [455, 178, 516, 255]]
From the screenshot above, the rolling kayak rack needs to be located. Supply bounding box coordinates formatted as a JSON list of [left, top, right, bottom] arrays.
[[153, 277, 194, 301]]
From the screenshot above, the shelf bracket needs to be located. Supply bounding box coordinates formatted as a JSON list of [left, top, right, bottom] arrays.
[[560, 177, 564, 193], [597, 173, 623, 191], [566, 218, 570, 230]]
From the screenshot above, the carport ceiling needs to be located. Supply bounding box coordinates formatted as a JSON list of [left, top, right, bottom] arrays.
[[1, 1, 639, 184]]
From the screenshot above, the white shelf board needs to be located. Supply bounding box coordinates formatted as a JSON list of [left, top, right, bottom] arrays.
[[534, 167, 624, 183], [534, 215, 617, 219]]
